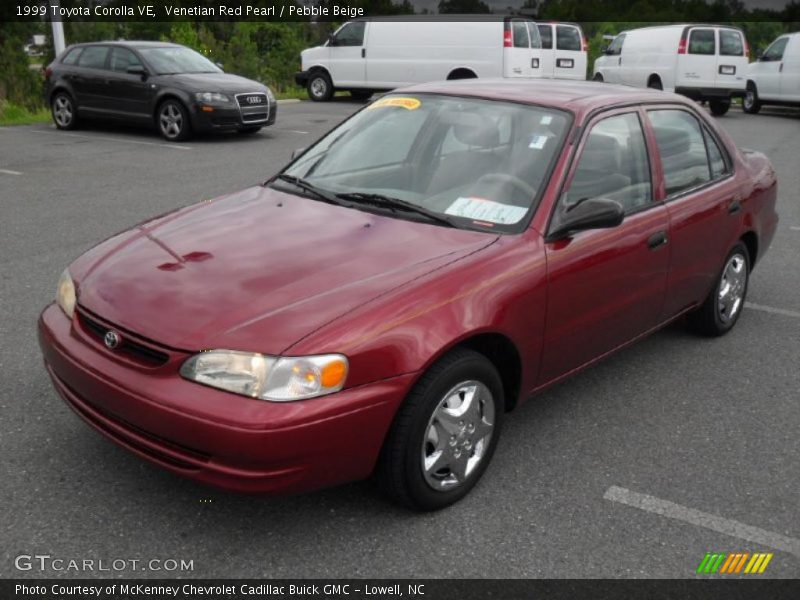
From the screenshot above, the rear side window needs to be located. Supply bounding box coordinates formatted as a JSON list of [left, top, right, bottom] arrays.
[[512, 21, 529, 49], [648, 110, 711, 196], [688, 29, 715, 55], [61, 47, 83, 65], [719, 30, 744, 56], [77, 46, 109, 69], [703, 128, 729, 179], [538, 24, 553, 50], [556, 25, 582, 51], [109, 48, 142, 73]]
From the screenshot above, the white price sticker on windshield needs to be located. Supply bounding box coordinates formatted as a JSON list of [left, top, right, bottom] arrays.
[[445, 197, 527, 225]]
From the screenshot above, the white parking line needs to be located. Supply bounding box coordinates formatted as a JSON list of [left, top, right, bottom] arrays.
[[604, 486, 800, 557], [26, 129, 192, 150], [0, 169, 22, 175], [288, 130, 309, 134], [790, 226, 800, 231], [745, 302, 800, 319]]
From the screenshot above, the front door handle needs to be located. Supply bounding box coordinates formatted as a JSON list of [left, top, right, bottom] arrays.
[[361, 48, 365, 58], [728, 199, 741, 215], [647, 231, 668, 250]]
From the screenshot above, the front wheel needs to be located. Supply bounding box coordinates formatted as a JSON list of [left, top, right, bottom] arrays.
[[688, 242, 750, 336], [376, 348, 504, 511], [593, 73, 604, 82], [743, 85, 762, 114], [51, 92, 78, 130], [709, 99, 731, 116], [307, 71, 333, 102], [157, 100, 191, 141]]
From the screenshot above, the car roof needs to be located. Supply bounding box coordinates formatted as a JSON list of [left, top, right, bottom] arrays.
[[73, 40, 182, 49], [397, 79, 692, 116]]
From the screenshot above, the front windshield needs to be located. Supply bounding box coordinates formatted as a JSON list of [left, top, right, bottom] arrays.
[[139, 46, 222, 75], [280, 94, 570, 232]]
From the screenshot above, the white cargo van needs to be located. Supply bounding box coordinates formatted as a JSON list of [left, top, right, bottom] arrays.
[[536, 22, 588, 80], [743, 32, 800, 113], [295, 16, 546, 101], [593, 24, 749, 116]]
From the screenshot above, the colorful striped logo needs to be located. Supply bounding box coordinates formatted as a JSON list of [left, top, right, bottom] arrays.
[[696, 552, 773, 574]]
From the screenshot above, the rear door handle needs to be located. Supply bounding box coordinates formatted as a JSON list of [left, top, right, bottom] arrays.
[[647, 231, 668, 250], [728, 199, 741, 215]]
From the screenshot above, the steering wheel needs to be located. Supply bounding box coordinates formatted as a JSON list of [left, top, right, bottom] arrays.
[[475, 173, 536, 200]]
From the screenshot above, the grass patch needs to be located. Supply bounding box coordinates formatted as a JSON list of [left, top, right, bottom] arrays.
[[0, 101, 50, 126]]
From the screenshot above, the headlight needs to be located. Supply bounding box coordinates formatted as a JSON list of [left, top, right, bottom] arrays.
[[194, 92, 230, 104], [265, 87, 275, 103], [180, 351, 348, 402], [56, 269, 76, 319]]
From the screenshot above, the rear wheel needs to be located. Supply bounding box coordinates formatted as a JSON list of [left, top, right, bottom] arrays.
[[307, 71, 333, 102], [593, 73, 604, 82], [157, 99, 191, 141], [647, 77, 663, 90], [743, 84, 762, 114], [376, 348, 503, 511], [709, 99, 731, 117], [688, 242, 750, 336], [51, 92, 78, 130]]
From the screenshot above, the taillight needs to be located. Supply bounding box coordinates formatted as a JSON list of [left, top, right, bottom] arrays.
[[678, 38, 687, 54], [43, 66, 52, 78], [744, 39, 750, 57], [503, 22, 512, 47], [581, 37, 588, 52]]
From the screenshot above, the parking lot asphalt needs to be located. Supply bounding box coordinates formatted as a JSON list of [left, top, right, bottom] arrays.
[[1, 100, 798, 579]]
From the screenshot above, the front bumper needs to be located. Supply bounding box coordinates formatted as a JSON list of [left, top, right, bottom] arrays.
[[190, 99, 277, 132], [294, 71, 310, 87], [38, 304, 413, 494]]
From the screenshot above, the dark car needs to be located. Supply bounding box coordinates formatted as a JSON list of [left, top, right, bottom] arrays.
[[43, 41, 277, 141], [39, 81, 778, 510]]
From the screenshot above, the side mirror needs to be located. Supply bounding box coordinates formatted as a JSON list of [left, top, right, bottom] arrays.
[[548, 198, 624, 240], [327, 34, 337, 47], [756, 51, 765, 61], [126, 65, 147, 77], [291, 147, 306, 160], [215, 62, 224, 70], [601, 45, 610, 54]]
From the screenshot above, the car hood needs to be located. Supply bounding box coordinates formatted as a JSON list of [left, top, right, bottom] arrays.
[[159, 72, 266, 94], [75, 186, 497, 354]]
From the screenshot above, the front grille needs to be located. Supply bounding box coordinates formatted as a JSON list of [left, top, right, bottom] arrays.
[[235, 93, 267, 107], [77, 308, 170, 367]]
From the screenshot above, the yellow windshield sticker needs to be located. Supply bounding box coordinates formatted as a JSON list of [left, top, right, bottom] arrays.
[[368, 97, 421, 111]]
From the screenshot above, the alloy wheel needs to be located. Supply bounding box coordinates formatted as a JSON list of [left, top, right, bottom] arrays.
[[159, 103, 184, 139], [718, 253, 747, 324], [53, 95, 73, 127]]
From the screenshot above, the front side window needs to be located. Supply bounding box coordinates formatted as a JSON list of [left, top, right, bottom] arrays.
[[556, 25, 582, 51], [564, 112, 652, 213], [332, 21, 365, 47], [648, 110, 712, 196], [109, 48, 142, 73], [538, 24, 553, 50], [763, 37, 788, 61], [513, 21, 529, 49], [607, 34, 625, 56], [278, 94, 570, 232], [719, 30, 744, 56], [688, 29, 715, 55], [77, 46, 109, 69], [138, 46, 221, 75]]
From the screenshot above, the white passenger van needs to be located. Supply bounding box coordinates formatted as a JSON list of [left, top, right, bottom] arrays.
[[743, 32, 800, 113], [295, 16, 545, 102], [535, 22, 588, 80], [593, 24, 750, 116]]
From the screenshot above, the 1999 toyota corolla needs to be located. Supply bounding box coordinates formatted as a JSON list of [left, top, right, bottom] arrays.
[[39, 80, 778, 510]]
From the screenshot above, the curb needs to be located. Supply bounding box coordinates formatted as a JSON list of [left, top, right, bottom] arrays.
[[277, 99, 303, 105]]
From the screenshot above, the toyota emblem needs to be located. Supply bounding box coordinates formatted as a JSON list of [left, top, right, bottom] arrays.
[[104, 330, 121, 349]]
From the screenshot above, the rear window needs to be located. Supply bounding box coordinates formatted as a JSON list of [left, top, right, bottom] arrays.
[[538, 24, 553, 50], [688, 29, 715, 55], [61, 47, 82, 65], [77, 46, 109, 69], [556, 25, 582, 51], [512, 21, 529, 49], [720, 30, 744, 56]]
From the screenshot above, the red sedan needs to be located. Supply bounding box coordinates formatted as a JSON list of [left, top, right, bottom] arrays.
[[39, 80, 778, 510]]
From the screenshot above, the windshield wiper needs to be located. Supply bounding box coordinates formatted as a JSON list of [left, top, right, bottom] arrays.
[[335, 192, 458, 228], [270, 174, 345, 206]]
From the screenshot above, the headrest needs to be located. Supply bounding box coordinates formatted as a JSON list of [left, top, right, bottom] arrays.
[[652, 126, 691, 158], [445, 111, 500, 148], [580, 132, 621, 173]]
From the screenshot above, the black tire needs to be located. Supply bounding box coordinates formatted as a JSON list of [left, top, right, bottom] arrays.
[[307, 71, 334, 102], [688, 242, 750, 337], [648, 77, 663, 91], [376, 348, 504, 511], [156, 99, 191, 141], [238, 126, 262, 135], [709, 99, 731, 117], [51, 91, 78, 130], [743, 84, 762, 114], [350, 89, 373, 101], [593, 73, 604, 82]]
